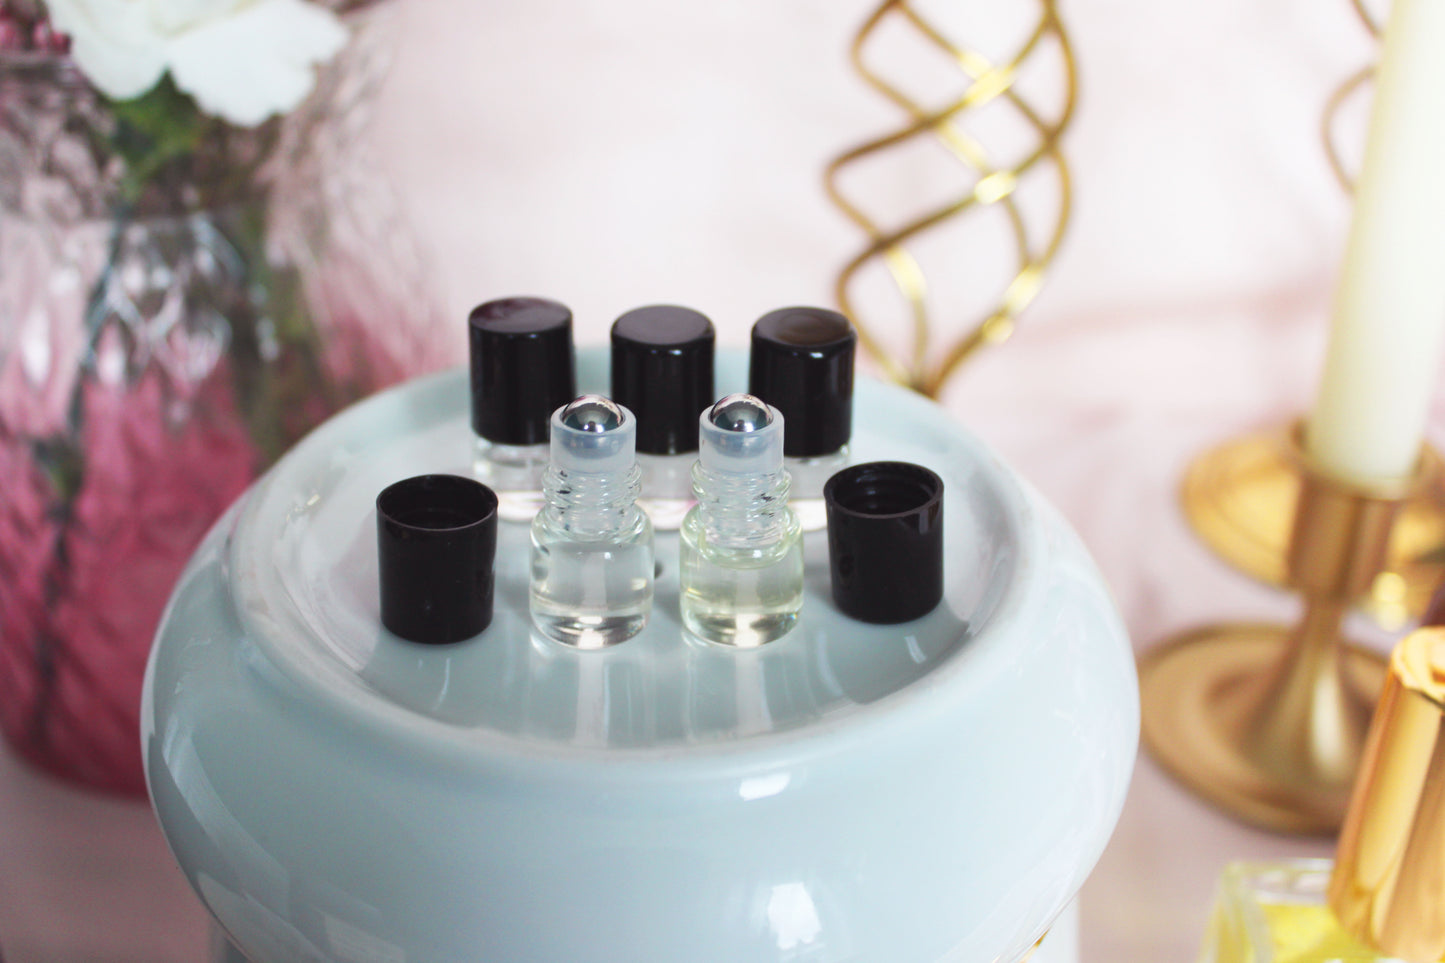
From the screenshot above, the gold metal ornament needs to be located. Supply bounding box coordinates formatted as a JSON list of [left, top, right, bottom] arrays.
[[1322, 0, 1380, 191], [824, 0, 1076, 398], [1140, 434, 1425, 835]]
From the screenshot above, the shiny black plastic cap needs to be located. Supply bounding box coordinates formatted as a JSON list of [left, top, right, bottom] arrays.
[[824, 461, 944, 624], [611, 305, 715, 454], [377, 474, 498, 644], [469, 297, 576, 445], [749, 307, 856, 457]]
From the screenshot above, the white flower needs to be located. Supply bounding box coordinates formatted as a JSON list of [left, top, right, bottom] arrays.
[[43, 0, 348, 126]]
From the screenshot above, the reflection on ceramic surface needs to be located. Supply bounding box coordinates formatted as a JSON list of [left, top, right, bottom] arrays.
[[144, 351, 1137, 963]]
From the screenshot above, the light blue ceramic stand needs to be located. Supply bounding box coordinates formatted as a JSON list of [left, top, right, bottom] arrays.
[[144, 350, 1137, 963]]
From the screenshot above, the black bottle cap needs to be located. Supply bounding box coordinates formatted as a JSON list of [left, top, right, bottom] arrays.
[[469, 297, 576, 446], [610, 305, 715, 454], [824, 461, 944, 624], [749, 307, 856, 457], [377, 474, 498, 644]]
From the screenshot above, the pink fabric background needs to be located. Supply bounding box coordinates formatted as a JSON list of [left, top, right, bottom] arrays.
[[0, 0, 1429, 959]]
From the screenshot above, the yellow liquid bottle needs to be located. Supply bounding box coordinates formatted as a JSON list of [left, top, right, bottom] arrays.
[[1199, 627, 1445, 963], [1201, 860, 1413, 963]]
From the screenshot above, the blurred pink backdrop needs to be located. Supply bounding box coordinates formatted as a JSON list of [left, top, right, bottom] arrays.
[[0, 1, 1421, 960]]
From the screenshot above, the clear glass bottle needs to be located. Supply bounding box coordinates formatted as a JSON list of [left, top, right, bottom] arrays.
[[783, 449, 850, 531], [472, 438, 551, 520], [469, 297, 576, 523], [636, 453, 698, 530], [1199, 627, 1445, 963], [610, 304, 715, 531], [529, 396, 654, 648], [749, 306, 856, 531], [1200, 860, 1389, 963], [680, 394, 804, 647]]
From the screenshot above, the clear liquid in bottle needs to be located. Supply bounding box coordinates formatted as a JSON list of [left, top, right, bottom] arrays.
[[679, 394, 803, 647], [528, 395, 654, 648]]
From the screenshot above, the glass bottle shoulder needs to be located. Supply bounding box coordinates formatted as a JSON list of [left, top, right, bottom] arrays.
[[532, 502, 652, 545], [679, 504, 801, 566], [1200, 860, 1403, 963]]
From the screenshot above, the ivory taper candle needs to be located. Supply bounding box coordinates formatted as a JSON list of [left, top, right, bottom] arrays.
[[1305, 0, 1445, 486]]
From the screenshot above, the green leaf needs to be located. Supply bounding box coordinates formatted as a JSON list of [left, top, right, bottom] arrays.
[[31, 437, 85, 507], [107, 76, 211, 203]]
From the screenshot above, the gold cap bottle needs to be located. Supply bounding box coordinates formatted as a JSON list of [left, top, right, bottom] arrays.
[[1329, 625, 1445, 961]]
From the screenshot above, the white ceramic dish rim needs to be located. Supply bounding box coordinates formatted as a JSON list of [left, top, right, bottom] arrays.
[[227, 363, 1049, 779]]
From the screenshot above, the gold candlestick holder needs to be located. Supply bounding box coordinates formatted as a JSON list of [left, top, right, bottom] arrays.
[[1139, 437, 1420, 835], [1182, 424, 1445, 627]]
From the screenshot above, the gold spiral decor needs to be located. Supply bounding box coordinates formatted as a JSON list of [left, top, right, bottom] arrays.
[[825, 0, 1076, 398], [1322, 0, 1380, 191]]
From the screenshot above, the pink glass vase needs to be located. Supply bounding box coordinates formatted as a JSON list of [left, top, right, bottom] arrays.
[[0, 4, 450, 795]]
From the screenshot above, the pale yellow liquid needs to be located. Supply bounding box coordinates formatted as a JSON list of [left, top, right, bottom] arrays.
[[1207, 901, 1409, 963], [678, 508, 803, 647]]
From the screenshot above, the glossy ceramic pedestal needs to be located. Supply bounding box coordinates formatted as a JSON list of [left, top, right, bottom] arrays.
[[144, 350, 1138, 963]]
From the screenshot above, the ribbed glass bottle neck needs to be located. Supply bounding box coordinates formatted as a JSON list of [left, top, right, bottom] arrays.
[[692, 460, 793, 549], [539, 464, 645, 540]]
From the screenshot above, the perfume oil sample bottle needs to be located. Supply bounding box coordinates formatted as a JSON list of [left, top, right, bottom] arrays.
[[469, 297, 576, 523], [680, 394, 804, 647], [749, 306, 857, 531], [530, 395, 654, 648], [611, 305, 715, 530], [1200, 626, 1445, 963]]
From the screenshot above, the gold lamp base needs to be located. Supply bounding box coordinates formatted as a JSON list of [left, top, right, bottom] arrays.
[[1139, 623, 1387, 835], [1182, 426, 1445, 627]]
